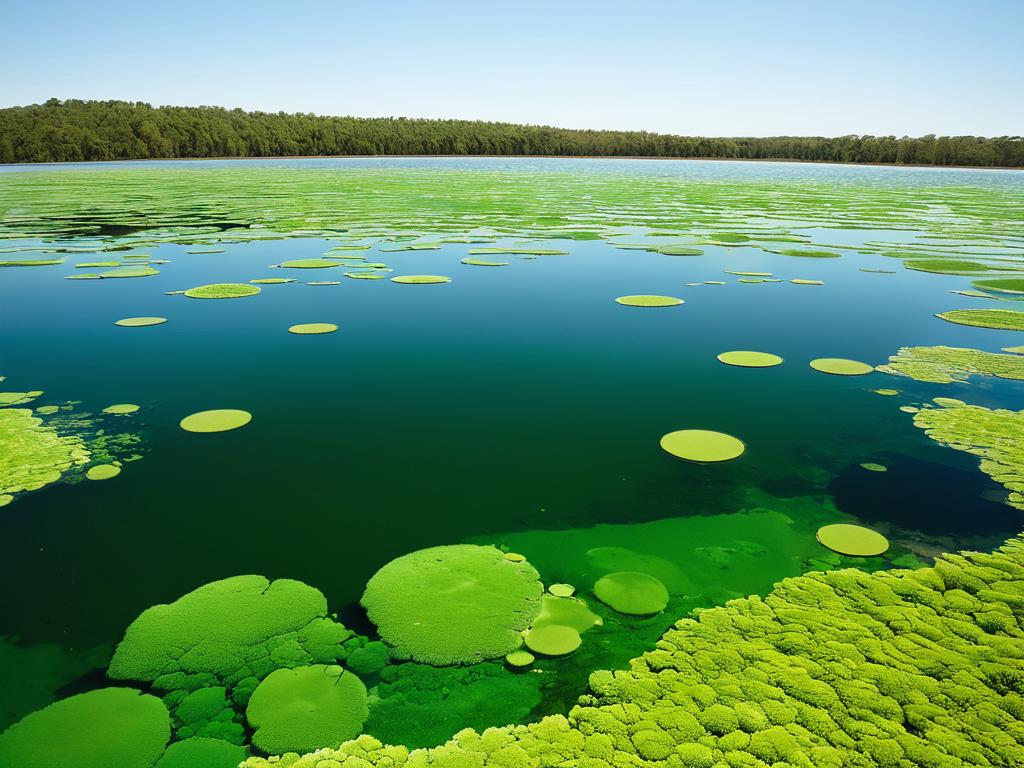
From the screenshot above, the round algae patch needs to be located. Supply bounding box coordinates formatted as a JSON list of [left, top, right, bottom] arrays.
[[505, 649, 535, 667], [87, 464, 121, 481], [103, 404, 139, 415], [523, 625, 582, 656], [717, 351, 783, 368], [184, 283, 260, 299], [115, 317, 167, 327], [593, 572, 669, 615], [873, 389, 900, 396], [861, 462, 888, 472], [288, 323, 338, 335], [548, 583, 575, 597], [391, 275, 451, 284], [180, 409, 252, 433], [279, 259, 340, 269], [791, 279, 824, 285], [660, 430, 745, 462], [810, 358, 874, 376], [614, 295, 683, 307], [816, 524, 889, 556]]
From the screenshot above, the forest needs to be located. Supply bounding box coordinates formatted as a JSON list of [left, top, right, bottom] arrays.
[[1, 99, 1021, 167]]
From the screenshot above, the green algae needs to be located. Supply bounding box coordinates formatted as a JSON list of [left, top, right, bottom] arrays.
[[179, 409, 252, 433], [361, 545, 543, 666], [86, 463, 121, 481], [614, 294, 684, 307], [0, 258, 65, 267], [504, 650, 535, 667], [390, 275, 450, 284], [523, 624, 581, 656], [460, 257, 509, 266], [936, 308, 1024, 331], [103, 404, 140, 414], [249, 278, 295, 284], [0, 688, 169, 768], [287, 323, 338, 335], [816, 523, 890, 556], [593, 572, 669, 615], [971, 277, 1024, 295], [115, 317, 167, 327], [183, 283, 261, 299], [278, 259, 341, 269], [717, 350, 783, 368], [98, 265, 160, 278], [246, 665, 368, 755], [154, 738, 247, 768], [0, 408, 90, 504], [809, 358, 874, 376], [660, 429, 745, 462], [879, 345, 1024, 384]]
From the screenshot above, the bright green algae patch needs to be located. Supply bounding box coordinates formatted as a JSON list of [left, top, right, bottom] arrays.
[[116, 317, 167, 327], [0, 688, 170, 768], [154, 738, 247, 768], [179, 409, 252, 433], [246, 665, 368, 754], [717, 351, 783, 368], [593, 571, 669, 615], [936, 308, 1024, 331], [972, 277, 1024, 295], [879, 345, 1024, 384], [614, 295, 684, 307], [660, 429, 745, 462], [912, 401, 1024, 510], [361, 544, 543, 665], [242, 535, 1024, 768], [809, 358, 875, 376], [816, 523, 890, 556], [183, 283, 261, 299], [0, 408, 90, 504]]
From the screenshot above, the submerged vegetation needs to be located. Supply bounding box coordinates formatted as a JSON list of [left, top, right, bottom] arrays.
[[2, 100, 1024, 166]]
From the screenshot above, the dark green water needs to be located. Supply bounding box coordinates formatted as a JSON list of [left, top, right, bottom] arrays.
[[1, 158, 1023, 741]]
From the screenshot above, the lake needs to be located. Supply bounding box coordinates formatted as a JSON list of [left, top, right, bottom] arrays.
[[2, 157, 1023, 748]]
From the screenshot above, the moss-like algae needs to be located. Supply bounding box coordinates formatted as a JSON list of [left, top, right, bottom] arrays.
[[879, 345, 1024, 384]]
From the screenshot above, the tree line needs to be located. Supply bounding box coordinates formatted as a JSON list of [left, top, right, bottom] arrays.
[[1, 99, 1021, 167]]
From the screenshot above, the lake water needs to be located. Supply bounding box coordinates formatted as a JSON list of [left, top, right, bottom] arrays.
[[1, 157, 1023, 744]]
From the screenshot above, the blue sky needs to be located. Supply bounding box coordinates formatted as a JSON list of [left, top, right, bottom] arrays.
[[3, 1, 1021, 136]]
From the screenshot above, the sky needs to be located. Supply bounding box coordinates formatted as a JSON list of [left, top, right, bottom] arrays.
[[2, 0, 1021, 137]]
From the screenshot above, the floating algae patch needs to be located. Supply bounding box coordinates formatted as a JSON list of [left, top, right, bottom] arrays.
[[468, 247, 567, 256], [460, 257, 509, 266], [660, 429, 745, 462], [183, 284, 260, 299], [0, 391, 43, 406], [791, 278, 824, 285], [98, 265, 159, 278], [614, 294, 683, 307], [0, 258, 64, 267], [364, 661, 541, 750], [86, 464, 121, 481], [74, 260, 121, 268], [656, 245, 704, 255], [115, 317, 167, 327], [873, 388, 900, 395], [936, 308, 1024, 331], [278, 259, 340, 269], [108, 575, 358, 699], [154, 738, 247, 768], [972, 277, 1024, 295], [0, 688, 169, 768], [717, 350, 783, 368], [306, 281, 341, 286], [593, 572, 669, 615], [179, 409, 252, 433], [816, 523, 890, 556], [523, 624, 581, 656], [809, 358, 874, 375], [345, 271, 389, 279], [390, 275, 450, 284], [0, 408, 90, 505], [773, 249, 841, 258], [904, 258, 1015, 275], [288, 323, 338, 335], [912, 401, 1024, 509], [249, 278, 295, 284], [361, 544, 543, 665], [860, 462, 887, 472], [879, 345, 1024, 384], [548, 583, 575, 598], [1006, 345, 1024, 354], [185, 248, 226, 254], [726, 270, 773, 277], [245, 665, 367, 755]]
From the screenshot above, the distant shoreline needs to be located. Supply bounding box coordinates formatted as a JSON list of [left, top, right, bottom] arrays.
[[3, 154, 1023, 171]]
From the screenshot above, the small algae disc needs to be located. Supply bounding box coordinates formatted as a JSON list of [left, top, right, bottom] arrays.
[[288, 323, 338, 335], [900, 405, 920, 414], [503, 552, 526, 562], [593, 572, 669, 615], [860, 462, 888, 472], [461, 257, 509, 266], [873, 389, 899, 396], [279, 258, 340, 269], [614, 295, 684, 307], [250, 277, 295, 284], [391, 275, 451, 284], [180, 409, 252, 433], [548, 583, 575, 598], [660, 430, 745, 462], [1003, 345, 1024, 355], [816, 524, 889, 556], [810, 358, 874, 376], [523, 624, 582, 656], [115, 317, 167, 327], [183, 283, 260, 299], [791, 279, 824, 285], [505, 649, 535, 667], [103, 404, 140, 415], [87, 464, 121, 481], [717, 351, 783, 368], [307, 281, 341, 286]]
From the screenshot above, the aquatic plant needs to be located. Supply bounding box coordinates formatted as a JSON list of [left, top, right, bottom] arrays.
[[153, 737, 247, 768], [971, 277, 1024, 295], [816, 523, 890, 556], [183, 283, 261, 299], [0, 407, 90, 506], [460, 257, 508, 266], [279, 259, 341, 269], [287, 323, 338, 335], [391, 275, 451, 284], [879, 345, 1024, 384], [86, 463, 121, 480], [108, 575, 358, 701], [614, 295, 684, 307], [241, 535, 1024, 768], [809, 358, 874, 375], [593, 571, 670, 615], [361, 544, 543, 665], [169, 686, 243, 743], [246, 665, 368, 754], [717, 351, 783, 368], [115, 317, 168, 327], [0, 688, 169, 768], [660, 429, 745, 462], [179, 409, 252, 433], [936, 308, 1024, 331], [523, 624, 582, 656]]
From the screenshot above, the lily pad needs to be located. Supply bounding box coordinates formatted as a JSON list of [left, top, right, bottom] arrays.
[[461, 258, 509, 266], [183, 284, 261, 299], [809, 358, 874, 376], [288, 323, 338, 335], [391, 275, 451, 284], [99, 266, 159, 279], [115, 317, 167, 327], [103, 404, 140, 414], [717, 351, 783, 368], [523, 625, 581, 656], [86, 464, 121, 481], [614, 295, 684, 307], [791, 279, 824, 285], [249, 278, 295, 284], [179, 410, 252, 433], [593, 571, 669, 615], [505, 650, 535, 667], [860, 462, 887, 472], [660, 430, 745, 462], [548, 583, 575, 597], [935, 309, 1024, 331], [278, 259, 340, 269], [816, 524, 889, 556]]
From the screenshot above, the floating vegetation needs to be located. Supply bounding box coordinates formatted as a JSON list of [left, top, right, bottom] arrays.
[[815, 523, 890, 556], [716, 351, 783, 368], [725, 270, 772, 277], [656, 245, 704, 256], [185, 248, 225, 254], [860, 462, 887, 472], [278, 259, 340, 269], [504, 650, 534, 667], [390, 275, 450, 284], [102, 404, 139, 414], [306, 281, 341, 286], [0, 688, 169, 768], [179, 409, 252, 433], [0, 407, 90, 506], [153, 738, 246, 768], [522, 624, 581, 656], [249, 278, 294, 284], [115, 317, 167, 327], [468, 248, 567, 256], [660, 429, 745, 462], [0, 258, 64, 267], [873, 388, 899, 396], [904, 258, 1011, 275], [614, 295, 683, 307], [913, 401, 1024, 509], [791, 278, 824, 285], [1005, 345, 1024, 354], [287, 323, 338, 335], [972, 277, 1024, 295], [936, 308, 1024, 331], [593, 571, 669, 615], [98, 265, 159, 279], [75, 260, 121, 268], [774, 249, 840, 258], [245, 665, 367, 754], [548, 583, 575, 597], [460, 257, 508, 266], [86, 463, 121, 481], [345, 271, 389, 280], [879, 345, 1024, 384], [859, 267, 895, 273], [183, 284, 260, 299], [361, 544, 543, 665], [809, 358, 874, 376]]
